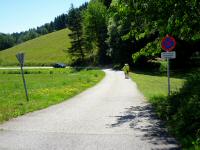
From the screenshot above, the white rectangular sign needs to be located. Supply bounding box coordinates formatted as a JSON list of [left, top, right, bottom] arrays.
[[161, 51, 176, 59]]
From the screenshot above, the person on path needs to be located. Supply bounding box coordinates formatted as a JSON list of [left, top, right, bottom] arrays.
[[122, 64, 130, 79]]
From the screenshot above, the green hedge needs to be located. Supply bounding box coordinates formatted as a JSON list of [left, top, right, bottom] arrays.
[[152, 73, 200, 149]]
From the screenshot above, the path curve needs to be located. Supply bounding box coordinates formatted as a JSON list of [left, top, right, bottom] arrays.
[[0, 69, 180, 150]]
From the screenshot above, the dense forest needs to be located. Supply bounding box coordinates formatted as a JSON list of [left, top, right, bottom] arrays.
[[67, 0, 200, 68]]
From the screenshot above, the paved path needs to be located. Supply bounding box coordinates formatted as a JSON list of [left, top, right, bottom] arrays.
[[0, 70, 180, 150], [0, 67, 53, 70]]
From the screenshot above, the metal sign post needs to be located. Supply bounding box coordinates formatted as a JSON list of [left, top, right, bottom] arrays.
[[161, 35, 176, 96], [16, 53, 29, 102], [161, 51, 176, 96], [167, 58, 170, 96]]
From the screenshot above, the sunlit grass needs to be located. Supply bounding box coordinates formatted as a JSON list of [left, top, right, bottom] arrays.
[[0, 68, 105, 123], [130, 72, 185, 101], [0, 29, 71, 66]]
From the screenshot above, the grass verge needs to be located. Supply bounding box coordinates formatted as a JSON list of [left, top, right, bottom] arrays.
[[0, 68, 105, 123], [130, 70, 200, 149], [130, 72, 185, 99]]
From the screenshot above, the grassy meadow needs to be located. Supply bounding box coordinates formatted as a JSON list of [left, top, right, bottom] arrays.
[[0, 29, 71, 66], [0, 68, 105, 123]]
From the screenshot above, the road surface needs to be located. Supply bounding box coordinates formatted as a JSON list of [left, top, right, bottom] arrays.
[[0, 70, 180, 150], [0, 67, 53, 70]]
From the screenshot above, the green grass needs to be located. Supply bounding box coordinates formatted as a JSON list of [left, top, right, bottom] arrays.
[[130, 70, 200, 149], [0, 68, 105, 123], [0, 29, 71, 66], [130, 72, 185, 100]]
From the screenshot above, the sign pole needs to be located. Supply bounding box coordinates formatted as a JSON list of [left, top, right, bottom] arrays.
[[20, 64, 29, 102], [161, 35, 176, 97], [167, 58, 170, 96], [16, 53, 29, 102]]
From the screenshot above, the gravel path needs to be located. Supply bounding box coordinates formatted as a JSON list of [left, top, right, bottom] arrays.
[[0, 69, 180, 150]]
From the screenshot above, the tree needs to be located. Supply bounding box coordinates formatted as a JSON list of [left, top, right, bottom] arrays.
[[37, 26, 48, 35], [106, 0, 200, 67], [54, 14, 68, 30], [82, 0, 109, 64], [0, 34, 15, 51], [67, 5, 85, 65], [106, 0, 137, 65], [100, 0, 112, 8]]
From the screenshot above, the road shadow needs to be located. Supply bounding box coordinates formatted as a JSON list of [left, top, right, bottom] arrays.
[[107, 104, 181, 150]]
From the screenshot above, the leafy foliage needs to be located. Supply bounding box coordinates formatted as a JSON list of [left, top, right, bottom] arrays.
[[152, 73, 200, 148], [132, 38, 161, 64], [82, 0, 109, 65], [105, 0, 200, 66]]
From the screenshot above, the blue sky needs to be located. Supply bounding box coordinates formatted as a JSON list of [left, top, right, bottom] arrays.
[[0, 0, 89, 34]]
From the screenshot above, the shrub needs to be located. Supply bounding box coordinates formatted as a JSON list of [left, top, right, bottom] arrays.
[[152, 73, 200, 148]]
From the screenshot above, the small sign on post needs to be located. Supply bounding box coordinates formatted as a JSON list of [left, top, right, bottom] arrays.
[[161, 51, 176, 59], [161, 35, 176, 96], [16, 53, 29, 102]]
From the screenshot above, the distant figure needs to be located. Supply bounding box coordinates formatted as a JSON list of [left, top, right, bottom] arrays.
[[122, 64, 130, 79]]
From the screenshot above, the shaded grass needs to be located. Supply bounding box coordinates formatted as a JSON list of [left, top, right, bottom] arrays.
[[0, 29, 71, 66], [0, 68, 105, 123]]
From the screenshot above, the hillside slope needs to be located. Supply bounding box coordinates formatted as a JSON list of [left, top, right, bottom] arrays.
[[0, 29, 71, 66]]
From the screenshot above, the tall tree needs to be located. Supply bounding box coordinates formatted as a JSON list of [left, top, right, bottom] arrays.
[[0, 34, 15, 51], [100, 0, 112, 8], [67, 5, 85, 64], [107, 0, 137, 65], [54, 14, 68, 30], [82, 0, 109, 64]]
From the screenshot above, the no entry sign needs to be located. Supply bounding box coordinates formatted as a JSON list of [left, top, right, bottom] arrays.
[[161, 35, 176, 52]]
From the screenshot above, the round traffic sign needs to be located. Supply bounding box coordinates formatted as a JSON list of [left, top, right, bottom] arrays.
[[161, 35, 176, 52]]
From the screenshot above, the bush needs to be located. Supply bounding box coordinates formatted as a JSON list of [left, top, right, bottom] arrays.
[[152, 73, 200, 148]]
